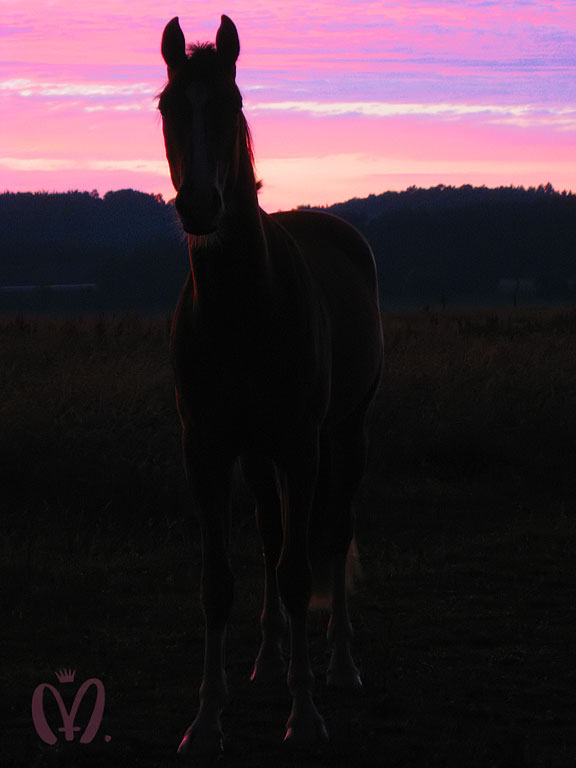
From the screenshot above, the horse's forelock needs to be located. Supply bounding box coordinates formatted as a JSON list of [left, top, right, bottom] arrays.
[[186, 41, 216, 57]]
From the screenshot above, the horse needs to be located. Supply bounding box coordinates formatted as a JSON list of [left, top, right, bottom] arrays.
[[159, 14, 383, 758]]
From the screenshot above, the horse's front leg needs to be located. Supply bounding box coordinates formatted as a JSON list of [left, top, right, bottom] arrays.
[[276, 438, 329, 750], [177, 442, 234, 760], [240, 455, 287, 683]]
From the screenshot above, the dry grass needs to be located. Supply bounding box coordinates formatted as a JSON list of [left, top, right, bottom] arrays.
[[2, 308, 576, 767]]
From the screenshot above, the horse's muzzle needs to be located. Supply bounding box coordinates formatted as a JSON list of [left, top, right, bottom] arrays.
[[175, 188, 223, 235]]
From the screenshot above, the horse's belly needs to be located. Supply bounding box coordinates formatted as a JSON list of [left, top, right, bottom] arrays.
[[317, 271, 382, 426], [325, 329, 382, 427], [272, 215, 383, 424], [173, 341, 329, 451]]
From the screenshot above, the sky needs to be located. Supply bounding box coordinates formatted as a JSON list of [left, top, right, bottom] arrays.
[[1, 0, 575, 211]]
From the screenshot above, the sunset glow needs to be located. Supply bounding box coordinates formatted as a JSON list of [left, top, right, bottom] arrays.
[[1, 0, 575, 210]]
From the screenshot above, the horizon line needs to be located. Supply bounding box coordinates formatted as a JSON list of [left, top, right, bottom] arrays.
[[1, 181, 574, 209]]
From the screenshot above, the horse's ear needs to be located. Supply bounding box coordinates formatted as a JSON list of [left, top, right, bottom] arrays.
[[162, 17, 187, 76], [216, 15, 240, 74]]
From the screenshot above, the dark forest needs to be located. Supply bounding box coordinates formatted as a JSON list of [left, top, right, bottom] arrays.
[[1, 184, 574, 312]]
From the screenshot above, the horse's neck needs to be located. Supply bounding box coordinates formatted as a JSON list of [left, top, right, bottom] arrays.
[[188, 165, 272, 312]]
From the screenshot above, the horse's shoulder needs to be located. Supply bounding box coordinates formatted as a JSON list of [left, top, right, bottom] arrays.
[[266, 209, 377, 294]]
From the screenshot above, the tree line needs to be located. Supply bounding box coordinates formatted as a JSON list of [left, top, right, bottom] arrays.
[[304, 183, 576, 306], [0, 184, 574, 312]]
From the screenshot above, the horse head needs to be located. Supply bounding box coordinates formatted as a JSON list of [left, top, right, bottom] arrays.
[[159, 16, 244, 235]]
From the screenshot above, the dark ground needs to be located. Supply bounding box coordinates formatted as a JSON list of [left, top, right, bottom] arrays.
[[2, 309, 576, 767]]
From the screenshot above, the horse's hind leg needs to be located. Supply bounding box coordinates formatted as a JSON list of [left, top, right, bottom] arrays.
[[276, 438, 329, 748], [240, 456, 287, 682], [324, 407, 370, 689]]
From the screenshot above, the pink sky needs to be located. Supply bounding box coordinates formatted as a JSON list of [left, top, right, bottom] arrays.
[[1, 0, 575, 210]]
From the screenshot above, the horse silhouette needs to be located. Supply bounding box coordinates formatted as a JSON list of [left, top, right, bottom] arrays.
[[159, 14, 383, 758]]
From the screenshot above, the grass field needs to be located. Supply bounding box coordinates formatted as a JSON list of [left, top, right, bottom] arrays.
[[2, 308, 576, 767]]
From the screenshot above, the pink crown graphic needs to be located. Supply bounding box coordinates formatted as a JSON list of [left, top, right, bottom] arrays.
[[55, 668, 76, 683]]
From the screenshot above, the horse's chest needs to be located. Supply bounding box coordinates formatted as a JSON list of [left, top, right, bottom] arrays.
[[171, 309, 327, 437], [174, 323, 289, 409], [175, 333, 275, 397]]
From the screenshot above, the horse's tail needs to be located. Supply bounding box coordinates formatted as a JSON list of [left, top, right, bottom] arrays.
[[309, 537, 363, 611]]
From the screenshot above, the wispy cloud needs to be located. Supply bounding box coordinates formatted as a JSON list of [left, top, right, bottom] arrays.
[[248, 99, 576, 129], [0, 78, 156, 99], [260, 151, 575, 181], [0, 156, 166, 174], [250, 99, 530, 117]]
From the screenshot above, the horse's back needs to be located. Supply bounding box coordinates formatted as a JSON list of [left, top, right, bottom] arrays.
[[266, 209, 383, 427]]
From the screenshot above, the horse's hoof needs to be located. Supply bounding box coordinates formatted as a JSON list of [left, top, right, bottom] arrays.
[[250, 649, 286, 683], [177, 723, 224, 760], [283, 707, 329, 752], [176, 752, 222, 767]]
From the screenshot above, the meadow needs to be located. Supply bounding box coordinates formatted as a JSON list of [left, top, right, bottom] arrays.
[[2, 308, 576, 767]]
